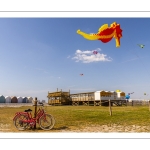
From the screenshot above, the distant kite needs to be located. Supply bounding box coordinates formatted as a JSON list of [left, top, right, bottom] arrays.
[[128, 92, 134, 95], [125, 95, 130, 100], [137, 44, 145, 48], [77, 22, 123, 47], [144, 93, 146, 95], [126, 92, 134, 99], [80, 74, 84, 76], [93, 50, 98, 55]]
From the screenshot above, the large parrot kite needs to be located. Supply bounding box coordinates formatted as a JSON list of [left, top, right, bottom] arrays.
[[77, 22, 123, 48]]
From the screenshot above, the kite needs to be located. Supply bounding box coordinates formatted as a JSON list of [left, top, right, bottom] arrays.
[[137, 44, 145, 48], [144, 93, 146, 95], [128, 92, 134, 95], [80, 74, 84, 76], [125, 95, 130, 100], [126, 92, 134, 99], [93, 50, 98, 55], [77, 22, 123, 47]]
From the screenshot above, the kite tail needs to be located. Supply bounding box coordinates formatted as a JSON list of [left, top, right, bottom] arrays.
[[77, 29, 99, 40]]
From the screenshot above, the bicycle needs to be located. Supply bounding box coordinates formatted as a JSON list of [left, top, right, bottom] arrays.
[[13, 102, 55, 131]]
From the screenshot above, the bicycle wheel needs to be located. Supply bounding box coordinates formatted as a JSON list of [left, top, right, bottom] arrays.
[[39, 114, 55, 130], [13, 114, 29, 131]]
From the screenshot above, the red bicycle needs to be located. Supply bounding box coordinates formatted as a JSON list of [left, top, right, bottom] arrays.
[[13, 102, 55, 131]]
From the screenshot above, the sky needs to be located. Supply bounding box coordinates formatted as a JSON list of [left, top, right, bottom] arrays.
[[0, 18, 150, 101]]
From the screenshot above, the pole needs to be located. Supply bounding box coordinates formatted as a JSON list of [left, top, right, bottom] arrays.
[[34, 97, 38, 129], [109, 99, 112, 116], [132, 100, 134, 106]]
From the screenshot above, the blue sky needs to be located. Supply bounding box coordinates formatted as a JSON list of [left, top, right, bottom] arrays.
[[0, 18, 150, 100]]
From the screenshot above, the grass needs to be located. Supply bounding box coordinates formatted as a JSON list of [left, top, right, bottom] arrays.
[[1, 105, 150, 132]]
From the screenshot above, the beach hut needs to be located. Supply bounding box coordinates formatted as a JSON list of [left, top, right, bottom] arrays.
[[17, 96, 23, 103], [5, 96, 11, 103], [0, 95, 6, 103], [11, 96, 18, 103], [22, 97, 28, 103], [27, 97, 33, 103]]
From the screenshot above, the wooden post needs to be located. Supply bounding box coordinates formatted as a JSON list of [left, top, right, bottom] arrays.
[[149, 100, 150, 111], [48, 91, 49, 104], [87, 94, 89, 106], [34, 97, 38, 129], [109, 99, 112, 116], [126, 99, 128, 106], [132, 100, 134, 106]]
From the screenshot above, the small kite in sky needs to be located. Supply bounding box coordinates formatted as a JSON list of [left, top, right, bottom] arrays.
[[77, 22, 123, 47], [137, 44, 145, 48], [128, 92, 134, 95], [93, 50, 98, 55], [144, 93, 146, 95], [80, 74, 84, 76]]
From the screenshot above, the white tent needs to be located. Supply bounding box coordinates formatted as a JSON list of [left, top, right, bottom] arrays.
[[17, 96, 23, 103], [27, 97, 33, 103], [5, 96, 11, 103]]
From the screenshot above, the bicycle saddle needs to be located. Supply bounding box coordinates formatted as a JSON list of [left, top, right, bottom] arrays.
[[24, 109, 32, 112]]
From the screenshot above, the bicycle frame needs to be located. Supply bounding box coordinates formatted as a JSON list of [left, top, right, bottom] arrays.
[[13, 103, 55, 131], [13, 105, 46, 127]]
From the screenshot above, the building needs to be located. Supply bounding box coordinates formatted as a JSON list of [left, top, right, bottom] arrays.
[[11, 96, 18, 103], [5, 96, 11, 103], [48, 89, 126, 106], [28, 97, 33, 103], [71, 90, 126, 106], [0, 95, 6, 103], [48, 89, 71, 105], [17, 96, 23, 103]]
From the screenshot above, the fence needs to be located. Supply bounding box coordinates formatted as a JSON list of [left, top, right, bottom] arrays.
[[0, 103, 34, 107], [127, 100, 150, 106]]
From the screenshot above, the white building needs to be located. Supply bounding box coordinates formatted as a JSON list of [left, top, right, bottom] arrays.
[[17, 96, 23, 103], [28, 97, 33, 103], [5, 96, 11, 103], [94, 90, 126, 101]]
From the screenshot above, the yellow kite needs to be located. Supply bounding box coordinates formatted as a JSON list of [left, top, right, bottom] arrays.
[[77, 22, 123, 47]]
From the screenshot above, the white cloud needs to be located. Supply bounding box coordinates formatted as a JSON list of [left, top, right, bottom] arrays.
[[72, 48, 112, 63]]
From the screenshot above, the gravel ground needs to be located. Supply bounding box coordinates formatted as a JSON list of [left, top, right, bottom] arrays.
[[0, 123, 150, 133], [59, 124, 150, 133]]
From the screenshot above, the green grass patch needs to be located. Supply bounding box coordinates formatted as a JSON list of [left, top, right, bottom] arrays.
[[1, 105, 150, 132]]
